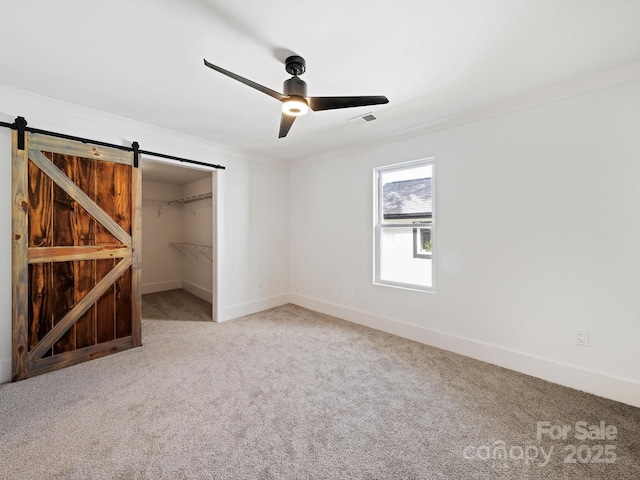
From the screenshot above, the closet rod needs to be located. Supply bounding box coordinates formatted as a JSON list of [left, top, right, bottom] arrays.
[[0, 116, 225, 170]]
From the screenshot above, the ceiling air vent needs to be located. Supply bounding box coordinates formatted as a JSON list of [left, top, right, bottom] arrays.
[[348, 112, 378, 124]]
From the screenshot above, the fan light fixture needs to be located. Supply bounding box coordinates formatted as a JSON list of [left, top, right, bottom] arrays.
[[282, 97, 309, 116]]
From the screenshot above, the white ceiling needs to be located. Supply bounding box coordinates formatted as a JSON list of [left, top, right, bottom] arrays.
[[1, 1, 639, 163], [140, 158, 212, 185]]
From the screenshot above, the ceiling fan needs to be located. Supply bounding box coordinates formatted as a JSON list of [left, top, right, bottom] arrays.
[[203, 55, 389, 138]]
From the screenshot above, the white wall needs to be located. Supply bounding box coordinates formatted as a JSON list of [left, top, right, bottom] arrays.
[[290, 79, 640, 407], [217, 158, 290, 320], [141, 180, 184, 294], [0, 85, 290, 382]]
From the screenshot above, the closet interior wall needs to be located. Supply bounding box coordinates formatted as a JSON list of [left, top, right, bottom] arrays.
[[141, 173, 214, 309]]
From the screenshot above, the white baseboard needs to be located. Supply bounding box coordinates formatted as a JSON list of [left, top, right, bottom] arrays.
[[141, 280, 182, 295], [0, 358, 11, 384], [221, 293, 290, 323], [142, 280, 213, 304], [182, 281, 213, 304], [289, 293, 640, 409]]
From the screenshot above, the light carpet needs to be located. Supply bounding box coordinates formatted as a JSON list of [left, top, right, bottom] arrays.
[[0, 303, 638, 479]]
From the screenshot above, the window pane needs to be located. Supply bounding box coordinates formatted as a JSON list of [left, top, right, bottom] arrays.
[[379, 226, 432, 288], [381, 164, 432, 224], [413, 226, 432, 259]]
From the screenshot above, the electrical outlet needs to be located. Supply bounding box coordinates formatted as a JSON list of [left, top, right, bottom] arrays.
[[575, 329, 589, 347], [257, 278, 263, 288]]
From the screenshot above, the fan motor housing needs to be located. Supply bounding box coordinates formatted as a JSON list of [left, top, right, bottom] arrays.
[[283, 77, 307, 97], [285, 55, 306, 76]]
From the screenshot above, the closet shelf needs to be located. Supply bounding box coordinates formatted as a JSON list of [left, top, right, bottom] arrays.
[[170, 243, 213, 262], [158, 192, 212, 216], [167, 192, 213, 205]]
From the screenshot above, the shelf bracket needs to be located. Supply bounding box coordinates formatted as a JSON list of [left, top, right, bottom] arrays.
[[169, 243, 213, 262], [183, 244, 199, 259], [169, 243, 187, 256]]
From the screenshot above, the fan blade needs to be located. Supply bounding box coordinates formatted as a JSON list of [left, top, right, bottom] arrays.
[[203, 59, 286, 102], [308, 95, 389, 111], [279, 113, 296, 138]]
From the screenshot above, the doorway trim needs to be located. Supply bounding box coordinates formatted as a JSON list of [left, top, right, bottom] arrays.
[[139, 158, 218, 322]]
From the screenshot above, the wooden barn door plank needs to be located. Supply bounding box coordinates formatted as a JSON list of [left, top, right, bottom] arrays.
[[74, 156, 97, 350], [28, 337, 133, 378], [28, 245, 131, 263], [11, 131, 29, 381], [27, 155, 54, 359], [95, 159, 118, 344], [51, 153, 76, 354], [29, 133, 132, 165], [114, 162, 132, 339]]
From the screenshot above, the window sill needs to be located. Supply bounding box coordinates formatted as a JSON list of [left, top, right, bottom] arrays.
[[373, 280, 435, 294]]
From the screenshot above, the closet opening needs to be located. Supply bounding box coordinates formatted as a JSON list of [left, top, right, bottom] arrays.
[[139, 158, 217, 323]]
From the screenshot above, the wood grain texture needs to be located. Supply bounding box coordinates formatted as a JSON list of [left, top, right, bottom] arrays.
[[95, 260, 115, 343], [131, 166, 142, 347], [95, 159, 117, 343], [74, 156, 96, 349], [12, 131, 30, 381], [27, 159, 53, 248], [114, 163, 132, 339], [29, 133, 132, 166], [28, 264, 52, 354], [26, 156, 53, 357], [14, 134, 139, 380], [113, 162, 132, 234], [52, 154, 76, 354], [28, 245, 132, 263], [28, 149, 131, 245], [28, 337, 133, 378], [28, 258, 132, 361], [116, 267, 132, 338]]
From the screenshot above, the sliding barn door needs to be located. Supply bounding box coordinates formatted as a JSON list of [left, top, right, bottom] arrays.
[[11, 132, 141, 381]]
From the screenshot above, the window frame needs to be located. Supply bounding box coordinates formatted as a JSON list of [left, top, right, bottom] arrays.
[[373, 158, 435, 292], [412, 225, 432, 259]]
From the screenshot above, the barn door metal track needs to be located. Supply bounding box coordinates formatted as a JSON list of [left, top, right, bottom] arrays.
[[0, 116, 225, 170]]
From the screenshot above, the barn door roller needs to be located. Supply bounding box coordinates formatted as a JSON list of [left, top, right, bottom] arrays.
[[15, 116, 27, 151]]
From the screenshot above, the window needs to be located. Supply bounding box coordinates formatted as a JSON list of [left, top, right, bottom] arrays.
[[413, 226, 432, 259], [374, 159, 434, 291]]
